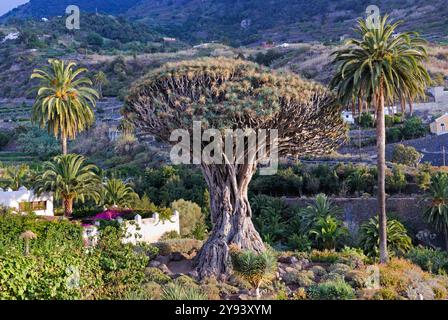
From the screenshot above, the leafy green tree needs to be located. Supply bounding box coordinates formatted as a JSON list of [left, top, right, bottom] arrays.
[[401, 116, 427, 140], [424, 173, 448, 250], [4, 165, 31, 191], [31, 59, 99, 154], [103, 178, 138, 208], [386, 165, 407, 194], [34, 154, 101, 217], [87, 32, 104, 47], [392, 144, 422, 167], [93, 71, 108, 99], [125, 58, 345, 278], [330, 15, 430, 263], [171, 199, 204, 237]]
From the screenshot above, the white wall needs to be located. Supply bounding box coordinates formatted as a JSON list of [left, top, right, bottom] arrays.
[[0, 187, 53, 216], [123, 211, 180, 244], [82, 211, 180, 246]]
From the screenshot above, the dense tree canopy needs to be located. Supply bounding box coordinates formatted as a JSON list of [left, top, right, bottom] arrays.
[[125, 57, 346, 159]]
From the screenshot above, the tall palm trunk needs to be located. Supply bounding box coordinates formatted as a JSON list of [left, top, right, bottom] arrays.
[[358, 92, 363, 115], [444, 225, 448, 252], [61, 134, 68, 155], [400, 93, 406, 121], [63, 196, 74, 217], [409, 98, 414, 116], [377, 81, 389, 263]]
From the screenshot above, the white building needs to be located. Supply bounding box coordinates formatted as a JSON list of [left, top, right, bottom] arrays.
[[1, 32, 20, 43], [429, 86, 448, 103], [0, 187, 54, 216], [342, 110, 355, 124]]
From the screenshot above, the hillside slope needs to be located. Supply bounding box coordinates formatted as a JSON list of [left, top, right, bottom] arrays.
[[0, 0, 141, 20], [2, 0, 448, 45]]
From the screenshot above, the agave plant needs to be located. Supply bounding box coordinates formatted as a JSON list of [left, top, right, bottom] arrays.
[[229, 245, 277, 298], [161, 282, 206, 300], [309, 215, 349, 250], [423, 172, 448, 250], [298, 193, 343, 233], [359, 216, 412, 258]]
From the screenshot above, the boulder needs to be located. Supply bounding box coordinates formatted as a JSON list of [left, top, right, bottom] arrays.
[[148, 260, 161, 268]]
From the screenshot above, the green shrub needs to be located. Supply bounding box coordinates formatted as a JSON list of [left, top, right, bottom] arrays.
[[392, 144, 421, 167], [160, 230, 181, 240], [337, 246, 368, 268], [144, 267, 172, 284], [282, 270, 315, 287], [387, 127, 403, 143], [344, 270, 369, 289], [95, 226, 149, 299], [310, 250, 340, 263], [190, 222, 208, 240], [0, 213, 83, 254], [406, 246, 448, 274], [0, 130, 11, 148], [307, 279, 355, 300], [154, 239, 203, 255], [0, 248, 103, 300], [401, 117, 427, 140], [328, 263, 351, 275], [171, 199, 204, 237], [357, 112, 374, 128], [386, 165, 407, 193]]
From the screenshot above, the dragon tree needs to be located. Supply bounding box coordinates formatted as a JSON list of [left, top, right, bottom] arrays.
[[124, 58, 346, 278]]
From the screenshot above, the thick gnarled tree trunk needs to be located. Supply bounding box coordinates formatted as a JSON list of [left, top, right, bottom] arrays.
[[195, 163, 265, 279]]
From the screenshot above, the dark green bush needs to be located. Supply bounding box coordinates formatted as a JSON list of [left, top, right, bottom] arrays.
[[307, 279, 355, 300], [406, 246, 448, 274]]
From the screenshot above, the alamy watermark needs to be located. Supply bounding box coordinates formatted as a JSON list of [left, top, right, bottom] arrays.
[[66, 5, 80, 30], [366, 5, 380, 30], [169, 121, 279, 175]]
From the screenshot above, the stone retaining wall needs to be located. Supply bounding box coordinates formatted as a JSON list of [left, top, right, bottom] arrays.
[[282, 196, 443, 247]]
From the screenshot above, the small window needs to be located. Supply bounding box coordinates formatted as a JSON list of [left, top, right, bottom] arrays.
[[19, 201, 47, 212]]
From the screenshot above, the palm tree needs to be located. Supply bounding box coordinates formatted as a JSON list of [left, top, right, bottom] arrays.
[[330, 15, 430, 263], [31, 59, 99, 155], [5, 164, 30, 190], [424, 173, 448, 251], [359, 216, 412, 258], [103, 178, 138, 208], [299, 193, 343, 233], [34, 154, 101, 217], [93, 71, 108, 99]]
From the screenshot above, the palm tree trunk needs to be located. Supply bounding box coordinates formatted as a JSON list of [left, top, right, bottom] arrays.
[[400, 93, 406, 121], [377, 82, 389, 263], [61, 134, 68, 155], [409, 98, 414, 116], [376, 83, 389, 263], [444, 225, 448, 252], [358, 95, 362, 116], [64, 196, 74, 217]]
